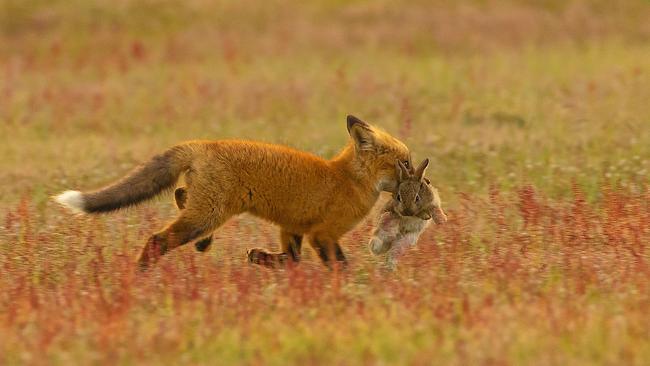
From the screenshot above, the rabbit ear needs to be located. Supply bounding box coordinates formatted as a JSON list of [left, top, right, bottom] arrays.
[[414, 158, 430, 180], [396, 159, 410, 180]]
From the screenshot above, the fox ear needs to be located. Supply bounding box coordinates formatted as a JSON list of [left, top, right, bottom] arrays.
[[414, 158, 429, 180], [395, 160, 401, 180], [395, 160, 405, 181], [347, 115, 371, 132], [347, 115, 374, 151]]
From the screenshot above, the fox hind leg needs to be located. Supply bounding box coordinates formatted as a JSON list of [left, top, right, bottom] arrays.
[[194, 235, 213, 252], [174, 187, 214, 252], [174, 187, 188, 209], [246, 249, 288, 268], [137, 209, 229, 271]]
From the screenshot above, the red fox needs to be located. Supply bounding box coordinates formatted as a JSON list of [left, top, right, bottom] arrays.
[[54, 116, 411, 270]]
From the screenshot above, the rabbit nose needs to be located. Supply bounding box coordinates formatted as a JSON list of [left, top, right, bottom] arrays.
[[402, 208, 414, 216]]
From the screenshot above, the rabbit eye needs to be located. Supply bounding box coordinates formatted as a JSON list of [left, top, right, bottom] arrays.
[[402, 161, 410, 169], [415, 194, 420, 202], [396, 193, 402, 202]]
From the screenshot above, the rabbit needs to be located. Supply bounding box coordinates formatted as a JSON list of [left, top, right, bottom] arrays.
[[369, 158, 447, 269]]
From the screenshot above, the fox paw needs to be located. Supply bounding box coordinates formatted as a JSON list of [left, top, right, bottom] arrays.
[[247, 248, 288, 268]]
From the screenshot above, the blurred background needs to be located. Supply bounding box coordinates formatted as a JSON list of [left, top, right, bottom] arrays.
[[1, 0, 649, 203]]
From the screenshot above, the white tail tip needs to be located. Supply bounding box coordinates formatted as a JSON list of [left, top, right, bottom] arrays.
[[54, 190, 86, 214]]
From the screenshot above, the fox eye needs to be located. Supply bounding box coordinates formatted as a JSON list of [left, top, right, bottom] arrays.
[[396, 193, 402, 202]]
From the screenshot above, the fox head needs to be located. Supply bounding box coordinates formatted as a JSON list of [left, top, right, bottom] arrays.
[[346, 115, 411, 192]]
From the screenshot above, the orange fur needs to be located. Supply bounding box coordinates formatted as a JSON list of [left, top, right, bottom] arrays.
[[54, 116, 411, 269]]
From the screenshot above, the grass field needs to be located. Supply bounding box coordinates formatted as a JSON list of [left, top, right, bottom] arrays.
[[1, 0, 650, 364]]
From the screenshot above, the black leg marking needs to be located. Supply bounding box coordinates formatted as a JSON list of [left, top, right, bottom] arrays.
[[174, 187, 187, 209], [334, 243, 347, 262], [334, 243, 348, 269], [314, 240, 330, 264], [195, 235, 213, 252], [287, 234, 303, 262]]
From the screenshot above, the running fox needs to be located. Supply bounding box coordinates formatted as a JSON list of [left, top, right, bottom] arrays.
[[54, 116, 411, 270]]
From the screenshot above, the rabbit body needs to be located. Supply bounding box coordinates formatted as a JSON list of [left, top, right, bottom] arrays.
[[368, 158, 446, 269], [369, 203, 431, 269]]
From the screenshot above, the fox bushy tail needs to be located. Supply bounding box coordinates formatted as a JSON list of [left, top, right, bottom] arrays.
[[54, 144, 196, 214]]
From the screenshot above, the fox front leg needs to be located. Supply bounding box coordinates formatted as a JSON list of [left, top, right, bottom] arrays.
[[280, 230, 303, 262], [309, 235, 347, 269], [247, 230, 302, 268]]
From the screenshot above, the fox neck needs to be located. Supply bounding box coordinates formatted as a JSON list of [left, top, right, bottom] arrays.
[[330, 142, 384, 194]]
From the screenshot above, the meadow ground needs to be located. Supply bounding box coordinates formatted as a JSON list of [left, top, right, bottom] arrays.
[[1, 1, 650, 364]]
